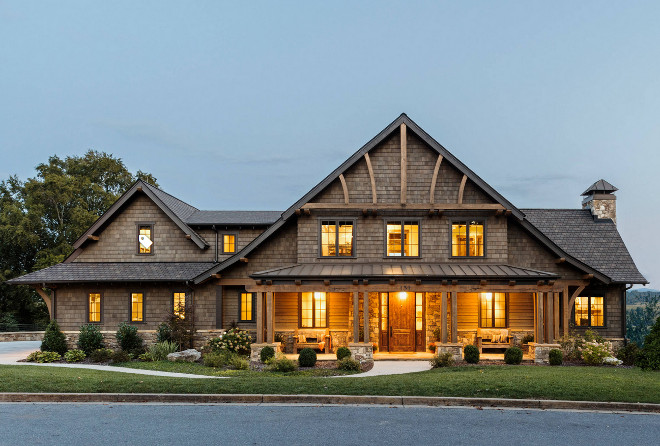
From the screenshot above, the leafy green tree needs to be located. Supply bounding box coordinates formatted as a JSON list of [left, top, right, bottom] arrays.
[[0, 150, 157, 325], [627, 293, 660, 347]]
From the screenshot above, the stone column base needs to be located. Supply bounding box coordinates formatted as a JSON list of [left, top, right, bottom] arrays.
[[434, 343, 463, 362], [249, 342, 282, 368], [348, 342, 373, 363], [529, 343, 561, 364]]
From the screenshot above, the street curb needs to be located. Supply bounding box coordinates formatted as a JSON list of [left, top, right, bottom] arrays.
[[0, 393, 658, 412]]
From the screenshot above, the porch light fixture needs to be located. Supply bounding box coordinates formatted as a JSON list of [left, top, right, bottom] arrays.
[[398, 292, 408, 300]]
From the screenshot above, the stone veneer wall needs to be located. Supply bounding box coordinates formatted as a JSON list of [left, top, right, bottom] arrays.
[[0, 332, 44, 342]]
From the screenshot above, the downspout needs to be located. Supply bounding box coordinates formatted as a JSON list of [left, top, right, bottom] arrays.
[[623, 284, 633, 345], [213, 225, 218, 263]]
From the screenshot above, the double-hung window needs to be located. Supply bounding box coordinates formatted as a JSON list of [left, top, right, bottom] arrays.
[[386, 221, 419, 257], [480, 292, 507, 328], [240, 292, 255, 322], [574, 296, 604, 327], [300, 292, 327, 328], [320, 220, 354, 257], [451, 220, 484, 257]]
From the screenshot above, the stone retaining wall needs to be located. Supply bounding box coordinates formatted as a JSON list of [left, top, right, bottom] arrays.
[[0, 332, 44, 342]]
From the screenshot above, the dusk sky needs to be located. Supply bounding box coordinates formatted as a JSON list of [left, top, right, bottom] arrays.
[[1, 2, 658, 286]]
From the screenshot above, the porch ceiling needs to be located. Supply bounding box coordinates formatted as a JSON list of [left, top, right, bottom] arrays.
[[250, 263, 558, 280]]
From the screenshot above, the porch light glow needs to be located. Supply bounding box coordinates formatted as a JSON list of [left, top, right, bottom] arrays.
[[398, 292, 407, 300]]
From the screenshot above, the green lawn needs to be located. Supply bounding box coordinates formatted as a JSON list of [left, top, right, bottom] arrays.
[[1, 364, 658, 403]]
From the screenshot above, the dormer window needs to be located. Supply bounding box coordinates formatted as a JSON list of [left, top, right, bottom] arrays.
[[138, 224, 153, 254], [451, 220, 484, 257], [320, 220, 354, 257], [386, 221, 419, 257]]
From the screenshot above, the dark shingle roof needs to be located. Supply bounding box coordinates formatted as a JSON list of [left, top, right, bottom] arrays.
[[251, 263, 557, 280], [522, 209, 646, 284], [143, 182, 199, 220], [5, 262, 217, 285], [186, 210, 281, 225], [582, 179, 618, 196]]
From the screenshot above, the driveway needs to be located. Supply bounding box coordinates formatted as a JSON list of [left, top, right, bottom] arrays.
[[0, 340, 40, 364]]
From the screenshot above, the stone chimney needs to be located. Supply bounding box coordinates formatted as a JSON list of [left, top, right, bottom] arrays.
[[582, 179, 617, 224]]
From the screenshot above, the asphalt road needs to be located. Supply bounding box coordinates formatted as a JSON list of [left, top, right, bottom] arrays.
[[0, 404, 658, 445]]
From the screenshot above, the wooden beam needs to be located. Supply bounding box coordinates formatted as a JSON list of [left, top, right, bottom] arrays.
[[32, 287, 53, 319], [364, 153, 377, 204], [302, 202, 506, 210], [546, 292, 554, 343], [338, 174, 349, 205], [480, 280, 487, 287], [441, 291, 448, 343], [303, 208, 311, 215], [555, 258, 566, 264], [266, 291, 274, 343], [568, 285, 587, 313], [457, 174, 467, 204], [495, 209, 504, 216], [536, 292, 544, 344], [295, 209, 301, 216], [553, 292, 560, 341], [240, 257, 249, 263], [256, 292, 264, 343], [211, 273, 221, 279], [87, 235, 99, 241], [185, 234, 192, 240], [563, 286, 569, 336], [509, 280, 516, 287], [400, 123, 407, 204], [582, 274, 594, 280], [353, 291, 359, 342], [450, 291, 458, 343], [363, 290, 369, 343], [429, 154, 443, 204]]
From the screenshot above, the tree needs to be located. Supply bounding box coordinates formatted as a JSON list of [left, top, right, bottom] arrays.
[[627, 293, 660, 347], [0, 150, 157, 325]]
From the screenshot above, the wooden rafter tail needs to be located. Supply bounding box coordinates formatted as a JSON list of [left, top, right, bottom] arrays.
[[87, 235, 99, 241], [555, 257, 566, 264]]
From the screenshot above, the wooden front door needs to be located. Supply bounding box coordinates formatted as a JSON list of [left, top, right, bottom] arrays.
[[389, 292, 415, 351]]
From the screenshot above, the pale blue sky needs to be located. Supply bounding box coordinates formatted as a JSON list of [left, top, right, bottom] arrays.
[[1, 1, 658, 285]]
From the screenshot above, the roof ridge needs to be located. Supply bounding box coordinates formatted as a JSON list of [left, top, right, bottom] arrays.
[[141, 181, 199, 213]]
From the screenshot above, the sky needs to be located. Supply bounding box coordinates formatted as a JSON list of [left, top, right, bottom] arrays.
[[1, 1, 658, 286]]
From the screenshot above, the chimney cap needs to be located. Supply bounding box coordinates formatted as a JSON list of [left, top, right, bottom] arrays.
[[582, 179, 618, 196]]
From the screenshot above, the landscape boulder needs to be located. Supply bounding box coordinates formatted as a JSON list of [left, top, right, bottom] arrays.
[[167, 349, 201, 362]]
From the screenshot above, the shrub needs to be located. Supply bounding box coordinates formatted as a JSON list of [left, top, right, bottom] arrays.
[[227, 355, 249, 370], [615, 343, 639, 366], [432, 327, 442, 342], [337, 357, 361, 371], [89, 348, 114, 363], [0, 313, 19, 332], [521, 334, 534, 344], [267, 356, 297, 372], [580, 341, 612, 365], [428, 344, 437, 353], [298, 348, 317, 367], [26, 351, 61, 363], [77, 324, 104, 355], [336, 346, 351, 360], [116, 322, 143, 353], [504, 346, 523, 365], [138, 352, 153, 362], [430, 352, 454, 368], [41, 320, 68, 355], [463, 345, 479, 364], [111, 350, 132, 363], [64, 349, 86, 363], [203, 351, 227, 368], [549, 349, 563, 366], [149, 341, 179, 361], [637, 316, 660, 371], [558, 332, 584, 361], [156, 322, 172, 343], [260, 346, 275, 363], [208, 328, 252, 355]]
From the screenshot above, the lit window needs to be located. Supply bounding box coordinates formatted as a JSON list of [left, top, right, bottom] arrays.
[[480, 293, 506, 328], [380, 293, 388, 332], [240, 292, 254, 322], [452, 221, 484, 257], [575, 296, 604, 327], [131, 293, 143, 322], [223, 234, 236, 253], [173, 292, 186, 319], [89, 293, 101, 322], [138, 225, 153, 254], [415, 293, 423, 330], [320, 221, 353, 256], [386, 221, 419, 257], [301, 292, 327, 328]]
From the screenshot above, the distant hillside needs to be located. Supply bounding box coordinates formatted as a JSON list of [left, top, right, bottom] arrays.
[[627, 289, 660, 305]]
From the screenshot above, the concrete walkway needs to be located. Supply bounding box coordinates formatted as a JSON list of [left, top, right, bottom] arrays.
[[0, 340, 224, 379], [334, 360, 432, 378]]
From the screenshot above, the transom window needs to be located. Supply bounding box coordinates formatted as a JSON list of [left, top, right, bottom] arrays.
[[451, 220, 484, 257], [89, 293, 101, 323], [138, 225, 153, 254], [480, 292, 506, 328], [386, 221, 419, 257], [575, 296, 604, 327], [131, 293, 144, 322], [173, 292, 186, 319], [240, 292, 254, 322], [320, 220, 354, 257], [300, 292, 327, 328], [223, 234, 236, 254]]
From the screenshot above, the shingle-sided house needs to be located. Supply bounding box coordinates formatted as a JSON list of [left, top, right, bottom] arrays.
[[7, 114, 647, 360]]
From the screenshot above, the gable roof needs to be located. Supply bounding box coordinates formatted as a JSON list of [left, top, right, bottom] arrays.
[[194, 113, 527, 283], [186, 210, 282, 226], [523, 209, 647, 284], [582, 179, 618, 196], [71, 180, 209, 251]]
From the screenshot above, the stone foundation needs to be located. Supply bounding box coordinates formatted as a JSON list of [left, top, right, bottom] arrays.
[[434, 343, 463, 362], [249, 342, 282, 368], [348, 342, 373, 363], [0, 332, 44, 342], [529, 343, 561, 364]]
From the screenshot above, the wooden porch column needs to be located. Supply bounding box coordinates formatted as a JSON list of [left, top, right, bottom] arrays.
[[353, 291, 359, 342], [266, 291, 274, 343], [450, 291, 458, 343], [563, 287, 569, 336], [535, 292, 544, 344], [256, 292, 264, 343], [441, 291, 448, 343], [553, 292, 560, 341], [363, 291, 370, 343], [545, 292, 554, 343]]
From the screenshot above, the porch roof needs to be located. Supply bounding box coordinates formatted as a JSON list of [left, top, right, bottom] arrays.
[[5, 262, 217, 285], [250, 263, 558, 281]]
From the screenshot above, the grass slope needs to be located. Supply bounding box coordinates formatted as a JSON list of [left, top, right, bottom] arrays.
[[1, 364, 658, 403]]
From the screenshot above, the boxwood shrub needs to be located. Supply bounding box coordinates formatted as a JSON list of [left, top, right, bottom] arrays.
[[260, 346, 275, 363], [336, 346, 351, 360], [77, 324, 104, 355], [298, 347, 317, 367], [337, 357, 361, 371], [463, 345, 480, 364], [549, 348, 563, 366], [504, 346, 523, 365], [41, 320, 68, 355]]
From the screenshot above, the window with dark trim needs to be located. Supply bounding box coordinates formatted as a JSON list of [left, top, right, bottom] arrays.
[[479, 292, 507, 328], [451, 220, 484, 257], [386, 221, 419, 257], [240, 292, 255, 322], [138, 224, 154, 254], [223, 234, 237, 254], [131, 292, 144, 322], [173, 292, 186, 319], [88, 292, 102, 323], [575, 296, 604, 327], [300, 292, 327, 328], [320, 220, 354, 257]]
